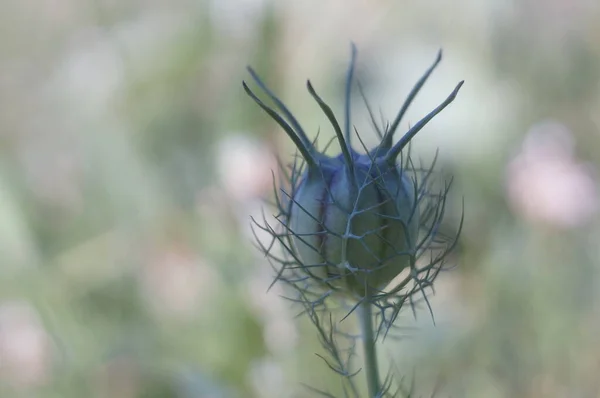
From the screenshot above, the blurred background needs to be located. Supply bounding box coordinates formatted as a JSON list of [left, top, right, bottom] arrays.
[[1, 0, 600, 397]]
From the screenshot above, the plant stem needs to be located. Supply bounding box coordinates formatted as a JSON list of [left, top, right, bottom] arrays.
[[358, 300, 380, 397]]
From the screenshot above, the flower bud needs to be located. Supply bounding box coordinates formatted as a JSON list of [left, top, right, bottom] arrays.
[[244, 46, 463, 299], [290, 154, 419, 295]]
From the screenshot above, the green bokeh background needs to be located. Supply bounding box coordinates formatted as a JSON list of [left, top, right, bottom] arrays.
[[1, 1, 600, 397]]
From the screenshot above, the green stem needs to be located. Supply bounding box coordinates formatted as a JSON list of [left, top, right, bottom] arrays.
[[358, 300, 380, 397]]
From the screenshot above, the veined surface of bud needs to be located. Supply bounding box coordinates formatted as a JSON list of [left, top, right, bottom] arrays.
[[244, 45, 463, 300], [290, 153, 419, 295]]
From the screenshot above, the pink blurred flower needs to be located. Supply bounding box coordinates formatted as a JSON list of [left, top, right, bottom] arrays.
[[506, 120, 598, 228], [0, 301, 53, 389], [140, 244, 218, 320], [216, 134, 277, 202]]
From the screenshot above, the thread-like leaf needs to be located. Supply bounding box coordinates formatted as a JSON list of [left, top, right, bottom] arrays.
[[243, 81, 318, 168], [381, 49, 443, 151], [386, 80, 464, 164]]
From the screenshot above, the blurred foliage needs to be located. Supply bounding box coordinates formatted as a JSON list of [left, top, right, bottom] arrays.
[[1, 0, 600, 397]]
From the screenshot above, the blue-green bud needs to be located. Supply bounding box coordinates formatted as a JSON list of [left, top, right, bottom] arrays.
[[290, 153, 419, 295], [244, 45, 463, 298]]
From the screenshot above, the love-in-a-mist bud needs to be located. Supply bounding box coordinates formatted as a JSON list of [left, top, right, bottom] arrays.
[[245, 46, 463, 299], [289, 151, 420, 295]]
